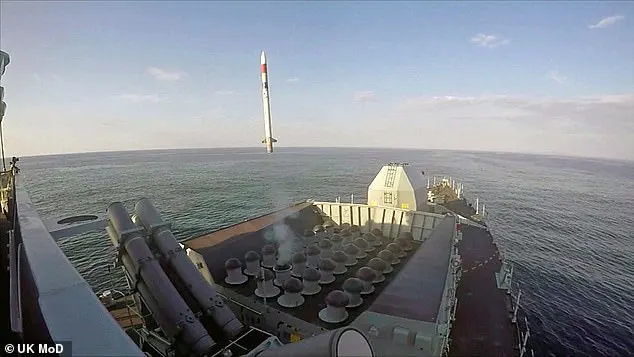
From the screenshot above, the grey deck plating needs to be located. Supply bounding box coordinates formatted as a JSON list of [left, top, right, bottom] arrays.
[[441, 198, 477, 220], [214, 243, 420, 329], [368, 216, 454, 323], [185, 194, 520, 355], [449, 220, 518, 356], [188, 203, 423, 329]]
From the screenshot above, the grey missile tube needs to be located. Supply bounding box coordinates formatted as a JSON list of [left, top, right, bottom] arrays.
[[107, 203, 216, 356], [256, 327, 375, 357], [133, 198, 244, 339], [109, 236, 172, 336]]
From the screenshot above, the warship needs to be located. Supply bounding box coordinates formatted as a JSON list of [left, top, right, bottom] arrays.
[[1, 49, 534, 356]]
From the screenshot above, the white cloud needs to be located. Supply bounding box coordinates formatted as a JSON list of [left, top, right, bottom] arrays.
[[8, 90, 634, 160], [588, 15, 624, 29], [214, 90, 235, 95], [398, 94, 634, 131], [383, 93, 634, 159], [470, 33, 511, 48], [353, 90, 375, 102], [548, 70, 567, 85], [146, 67, 187, 81], [113, 94, 164, 103], [588, 94, 634, 104], [29, 73, 63, 83], [286, 77, 299, 82], [265, 92, 634, 160]]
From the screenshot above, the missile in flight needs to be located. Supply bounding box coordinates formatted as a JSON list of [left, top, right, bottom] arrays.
[[260, 51, 277, 153]]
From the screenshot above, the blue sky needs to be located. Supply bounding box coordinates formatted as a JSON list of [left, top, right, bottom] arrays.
[[1, 1, 633, 159]]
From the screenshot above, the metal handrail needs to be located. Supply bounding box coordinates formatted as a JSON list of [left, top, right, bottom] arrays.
[[508, 281, 534, 356]]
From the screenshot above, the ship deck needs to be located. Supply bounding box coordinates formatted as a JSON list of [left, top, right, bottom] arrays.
[[215, 240, 422, 329], [185, 202, 458, 329], [441, 198, 478, 221], [368, 216, 454, 322], [186, 203, 423, 329], [186, 197, 518, 354], [447, 200, 518, 356]]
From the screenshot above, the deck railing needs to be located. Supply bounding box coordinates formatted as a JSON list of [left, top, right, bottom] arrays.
[[509, 281, 534, 356], [312, 200, 446, 241]]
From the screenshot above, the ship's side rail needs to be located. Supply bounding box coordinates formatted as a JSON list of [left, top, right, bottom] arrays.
[[312, 201, 446, 240], [1, 170, 18, 348], [509, 280, 534, 357], [12, 177, 144, 356]]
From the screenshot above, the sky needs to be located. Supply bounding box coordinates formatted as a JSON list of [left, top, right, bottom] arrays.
[[1, 1, 633, 160]]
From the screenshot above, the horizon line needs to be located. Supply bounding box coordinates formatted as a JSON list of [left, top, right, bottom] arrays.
[[11, 146, 633, 164]]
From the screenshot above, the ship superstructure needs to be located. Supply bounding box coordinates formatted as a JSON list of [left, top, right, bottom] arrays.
[[176, 163, 531, 357]]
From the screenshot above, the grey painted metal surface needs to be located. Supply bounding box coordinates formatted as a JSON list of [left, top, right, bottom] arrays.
[[215, 283, 329, 338], [117, 248, 174, 337], [133, 198, 245, 339], [368, 215, 455, 323], [15, 179, 144, 357], [352, 311, 439, 356], [8, 230, 22, 333], [313, 201, 444, 241], [187, 199, 458, 356], [107, 202, 216, 355], [257, 327, 374, 357], [44, 217, 107, 240]]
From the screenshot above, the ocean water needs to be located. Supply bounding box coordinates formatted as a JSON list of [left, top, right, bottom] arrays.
[[17, 148, 634, 356]]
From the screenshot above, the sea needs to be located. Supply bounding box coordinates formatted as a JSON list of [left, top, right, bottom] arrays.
[[17, 147, 634, 357]]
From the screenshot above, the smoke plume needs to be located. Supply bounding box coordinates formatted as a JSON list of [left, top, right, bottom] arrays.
[[264, 185, 297, 266], [265, 223, 296, 265]]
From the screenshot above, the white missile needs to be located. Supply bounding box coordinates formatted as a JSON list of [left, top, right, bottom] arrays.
[[261, 51, 277, 153]]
